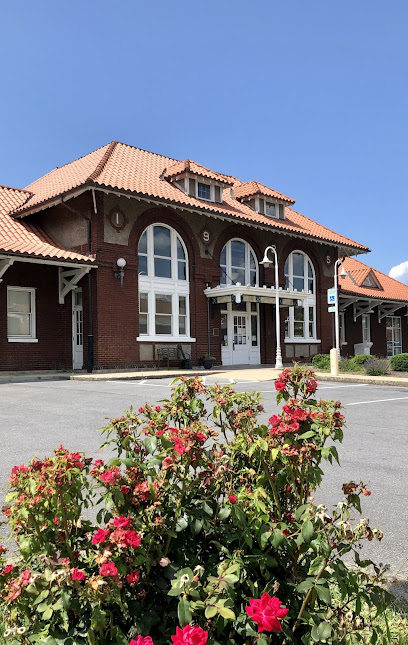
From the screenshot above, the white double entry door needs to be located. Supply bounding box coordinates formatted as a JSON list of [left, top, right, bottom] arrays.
[[221, 302, 260, 366]]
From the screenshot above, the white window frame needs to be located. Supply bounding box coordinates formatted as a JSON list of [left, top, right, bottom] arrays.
[[7, 287, 38, 343], [284, 251, 317, 342], [137, 224, 194, 342], [191, 178, 222, 203], [386, 316, 402, 357], [362, 314, 371, 343], [220, 238, 259, 287]]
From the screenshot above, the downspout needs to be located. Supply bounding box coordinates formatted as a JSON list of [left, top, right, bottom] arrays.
[[60, 195, 95, 373]]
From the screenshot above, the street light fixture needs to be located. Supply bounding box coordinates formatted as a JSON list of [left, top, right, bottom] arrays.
[[260, 245, 283, 370]]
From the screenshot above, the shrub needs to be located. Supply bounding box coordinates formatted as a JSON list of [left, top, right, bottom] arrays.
[[364, 358, 391, 376], [0, 367, 390, 644], [389, 353, 408, 372], [338, 358, 362, 373], [311, 354, 330, 370], [350, 354, 375, 366]]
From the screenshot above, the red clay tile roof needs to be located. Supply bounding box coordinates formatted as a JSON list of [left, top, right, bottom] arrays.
[[163, 159, 234, 185], [234, 180, 295, 204], [0, 185, 94, 264], [8, 141, 368, 252], [340, 257, 408, 302]]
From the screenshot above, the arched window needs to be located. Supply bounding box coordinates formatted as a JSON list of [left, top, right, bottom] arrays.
[[284, 251, 316, 339], [138, 224, 191, 340], [220, 239, 258, 287]]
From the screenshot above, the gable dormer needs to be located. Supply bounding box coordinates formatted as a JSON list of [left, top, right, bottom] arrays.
[[361, 270, 382, 289], [234, 181, 295, 220], [163, 159, 234, 204]]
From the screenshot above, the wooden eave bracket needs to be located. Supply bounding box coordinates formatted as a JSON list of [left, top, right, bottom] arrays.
[[0, 258, 15, 283], [338, 296, 358, 312], [353, 300, 381, 322], [377, 303, 405, 322], [58, 266, 90, 304]]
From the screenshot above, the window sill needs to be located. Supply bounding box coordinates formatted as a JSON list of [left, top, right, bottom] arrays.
[[137, 336, 196, 343], [8, 338, 38, 343], [284, 339, 321, 344]]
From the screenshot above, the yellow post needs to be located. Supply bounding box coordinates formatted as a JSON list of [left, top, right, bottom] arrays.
[[330, 348, 339, 376]]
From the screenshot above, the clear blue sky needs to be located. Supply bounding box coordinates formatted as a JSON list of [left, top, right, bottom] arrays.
[[1, 0, 406, 276]]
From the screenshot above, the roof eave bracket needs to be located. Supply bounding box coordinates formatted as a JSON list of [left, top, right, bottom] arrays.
[[58, 266, 90, 304]]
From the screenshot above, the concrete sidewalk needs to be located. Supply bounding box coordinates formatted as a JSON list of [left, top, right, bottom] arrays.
[[0, 365, 407, 387]]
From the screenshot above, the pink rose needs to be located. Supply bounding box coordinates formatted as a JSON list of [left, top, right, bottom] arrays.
[[228, 494, 237, 504], [246, 593, 289, 632], [274, 381, 286, 392], [92, 528, 110, 545], [129, 637, 154, 645], [113, 515, 131, 529], [100, 561, 118, 577], [171, 625, 208, 645], [126, 570, 140, 585], [71, 568, 86, 581]]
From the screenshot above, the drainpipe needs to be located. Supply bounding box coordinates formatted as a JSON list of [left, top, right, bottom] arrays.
[[60, 196, 94, 373]]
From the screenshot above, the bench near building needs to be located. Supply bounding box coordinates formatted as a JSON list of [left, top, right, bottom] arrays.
[[0, 141, 407, 372]]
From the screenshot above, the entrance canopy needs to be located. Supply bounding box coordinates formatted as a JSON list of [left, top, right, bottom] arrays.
[[204, 284, 309, 306]]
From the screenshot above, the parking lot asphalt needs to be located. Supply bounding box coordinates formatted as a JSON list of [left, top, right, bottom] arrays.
[[1, 377, 407, 580]]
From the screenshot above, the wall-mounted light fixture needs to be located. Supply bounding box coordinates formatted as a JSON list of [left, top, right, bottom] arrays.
[[114, 258, 126, 288]]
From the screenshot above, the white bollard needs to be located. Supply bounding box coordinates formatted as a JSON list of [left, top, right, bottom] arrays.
[[330, 348, 339, 376]]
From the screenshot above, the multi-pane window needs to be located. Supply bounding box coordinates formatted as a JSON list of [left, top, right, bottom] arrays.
[[362, 314, 371, 343], [220, 239, 258, 287], [138, 224, 190, 339], [386, 316, 402, 357], [265, 202, 276, 218], [7, 287, 37, 341], [197, 182, 211, 200], [284, 251, 316, 340]]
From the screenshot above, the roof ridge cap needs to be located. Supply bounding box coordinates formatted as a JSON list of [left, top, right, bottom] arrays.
[[114, 140, 180, 163], [0, 184, 33, 195], [87, 140, 118, 182]]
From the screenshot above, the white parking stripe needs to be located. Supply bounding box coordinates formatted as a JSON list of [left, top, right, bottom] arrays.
[[346, 397, 408, 406], [318, 384, 367, 390]]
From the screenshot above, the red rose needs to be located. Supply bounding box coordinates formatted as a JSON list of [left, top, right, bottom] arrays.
[[71, 568, 86, 581], [306, 379, 318, 393], [126, 570, 140, 585], [100, 561, 118, 577], [274, 381, 287, 392], [171, 625, 208, 645], [2, 564, 14, 575], [113, 515, 131, 529], [92, 528, 110, 545], [155, 406, 161, 412], [124, 530, 142, 549], [129, 637, 154, 645], [228, 494, 237, 504], [245, 592, 289, 632], [196, 432, 206, 442]]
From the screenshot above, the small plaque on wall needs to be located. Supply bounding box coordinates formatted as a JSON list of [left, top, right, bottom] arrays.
[[200, 226, 212, 246]]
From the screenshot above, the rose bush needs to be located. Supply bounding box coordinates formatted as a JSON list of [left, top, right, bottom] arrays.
[[0, 365, 390, 644]]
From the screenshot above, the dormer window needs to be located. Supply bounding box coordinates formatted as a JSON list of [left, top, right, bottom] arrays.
[[163, 159, 234, 205], [265, 202, 276, 218], [362, 272, 381, 289], [197, 182, 211, 200]]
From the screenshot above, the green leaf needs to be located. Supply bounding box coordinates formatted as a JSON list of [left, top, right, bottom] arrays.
[[270, 448, 279, 462], [302, 519, 314, 543], [298, 430, 315, 439], [217, 606, 236, 620], [205, 605, 217, 618], [258, 438, 268, 451], [168, 587, 183, 596], [308, 556, 326, 575], [42, 606, 53, 621], [202, 502, 213, 516], [178, 598, 192, 627], [190, 519, 203, 536], [316, 585, 331, 604], [91, 607, 106, 630], [316, 621, 332, 641], [175, 515, 188, 532], [144, 436, 157, 454], [297, 579, 315, 593], [218, 506, 231, 521]]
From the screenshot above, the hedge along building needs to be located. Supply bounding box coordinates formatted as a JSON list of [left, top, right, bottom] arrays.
[[0, 141, 406, 372]]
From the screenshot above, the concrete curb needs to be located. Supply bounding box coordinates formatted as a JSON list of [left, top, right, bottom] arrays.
[[313, 372, 408, 388]]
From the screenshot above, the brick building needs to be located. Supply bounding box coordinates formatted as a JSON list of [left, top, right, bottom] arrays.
[[0, 141, 406, 371]]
